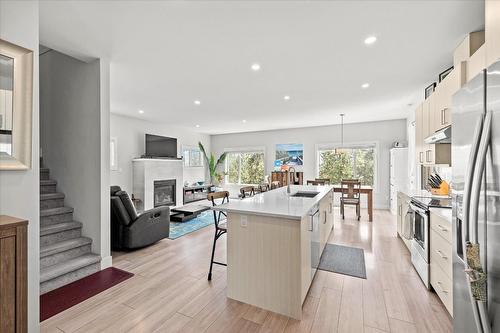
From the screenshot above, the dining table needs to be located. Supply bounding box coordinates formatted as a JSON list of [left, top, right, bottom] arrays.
[[332, 185, 374, 222]]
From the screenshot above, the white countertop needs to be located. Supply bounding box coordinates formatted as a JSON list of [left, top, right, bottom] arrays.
[[430, 207, 452, 222], [399, 188, 451, 199], [213, 185, 334, 220]]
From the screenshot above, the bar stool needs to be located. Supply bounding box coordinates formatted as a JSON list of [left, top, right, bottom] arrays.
[[207, 191, 229, 280], [240, 186, 255, 199], [258, 183, 270, 193]]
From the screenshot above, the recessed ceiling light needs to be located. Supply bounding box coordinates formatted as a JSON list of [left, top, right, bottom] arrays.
[[364, 36, 377, 45], [194, 100, 201, 105], [138, 109, 144, 114], [284, 95, 291, 101], [242, 119, 247, 123], [195, 124, 200, 128], [251, 63, 261, 71], [361, 83, 370, 89]]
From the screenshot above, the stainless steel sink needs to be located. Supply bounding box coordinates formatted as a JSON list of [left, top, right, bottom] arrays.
[[291, 191, 320, 198]]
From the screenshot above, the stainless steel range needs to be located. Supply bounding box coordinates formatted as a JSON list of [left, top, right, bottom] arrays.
[[409, 196, 451, 289]]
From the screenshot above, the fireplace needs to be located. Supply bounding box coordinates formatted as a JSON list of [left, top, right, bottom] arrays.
[[154, 179, 176, 207]]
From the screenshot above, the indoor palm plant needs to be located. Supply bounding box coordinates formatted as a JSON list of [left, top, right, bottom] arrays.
[[198, 142, 227, 185]]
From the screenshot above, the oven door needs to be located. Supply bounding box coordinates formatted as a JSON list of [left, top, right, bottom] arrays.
[[410, 203, 429, 261]]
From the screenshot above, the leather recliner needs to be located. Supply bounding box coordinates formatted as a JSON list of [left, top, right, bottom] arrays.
[[110, 186, 170, 250]]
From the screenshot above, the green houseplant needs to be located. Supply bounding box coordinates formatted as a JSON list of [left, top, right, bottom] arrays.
[[198, 142, 227, 185]]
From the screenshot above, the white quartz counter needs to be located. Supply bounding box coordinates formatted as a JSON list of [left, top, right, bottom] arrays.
[[430, 207, 452, 222], [212, 185, 333, 220]]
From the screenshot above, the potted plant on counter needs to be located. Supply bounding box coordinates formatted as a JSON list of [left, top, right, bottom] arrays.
[[198, 142, 227, 186]]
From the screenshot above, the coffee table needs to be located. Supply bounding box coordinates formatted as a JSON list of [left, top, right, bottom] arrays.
[[170, 205, 210, 222]]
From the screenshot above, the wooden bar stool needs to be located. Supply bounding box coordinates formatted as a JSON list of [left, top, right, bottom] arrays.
[[258, 183, 270, 193], [207, 191, 229, 280], [240, 186, 255, 199]]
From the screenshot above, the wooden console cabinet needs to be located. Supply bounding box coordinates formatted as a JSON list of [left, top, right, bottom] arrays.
[[0, 215, 28, 333]]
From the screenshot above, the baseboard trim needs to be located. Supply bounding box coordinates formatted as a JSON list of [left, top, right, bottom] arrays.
[[100, 255, 113, 270]]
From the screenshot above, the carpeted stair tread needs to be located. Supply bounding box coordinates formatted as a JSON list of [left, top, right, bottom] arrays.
[[40, 237, 91, 258], [40, 221, 82, 237], [40, 206, 73, 217], [40, 179, 57, 185], [40, 167, 50, 173], [40, 192, 65, 201], [40, 253, 101, 283]]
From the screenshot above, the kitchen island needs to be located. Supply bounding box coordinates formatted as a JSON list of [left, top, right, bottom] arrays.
[[213, 185, 334, 319]]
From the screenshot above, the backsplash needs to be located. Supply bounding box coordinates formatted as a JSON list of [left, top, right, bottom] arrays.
[[421, 165, 452, 190]]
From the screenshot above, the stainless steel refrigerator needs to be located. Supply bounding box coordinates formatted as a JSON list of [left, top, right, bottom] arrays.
[[452, 60, 500, 332]]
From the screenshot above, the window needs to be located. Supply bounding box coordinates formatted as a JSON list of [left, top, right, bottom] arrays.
[[317, 145, 376, 186], [225, 150, 265, 185], [183, 146, 203, 167]]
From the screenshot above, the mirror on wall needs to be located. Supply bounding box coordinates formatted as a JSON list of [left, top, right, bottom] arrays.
[[0, 54, 14, 157], [0, 39, 33, 170]]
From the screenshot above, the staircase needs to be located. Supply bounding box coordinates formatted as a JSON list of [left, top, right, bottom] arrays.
[[40, 167, 101, 294]]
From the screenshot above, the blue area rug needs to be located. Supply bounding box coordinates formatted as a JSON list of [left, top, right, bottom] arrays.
[[168, 211, 214, 239]]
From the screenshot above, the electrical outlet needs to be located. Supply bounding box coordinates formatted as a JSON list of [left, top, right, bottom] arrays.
[[240, 215, 248, 227]]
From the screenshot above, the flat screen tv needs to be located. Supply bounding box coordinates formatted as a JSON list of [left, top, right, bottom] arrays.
[[145, 134, 177, 158]]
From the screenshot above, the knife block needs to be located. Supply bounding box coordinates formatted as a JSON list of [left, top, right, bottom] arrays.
[[431, 181, 450, 196]]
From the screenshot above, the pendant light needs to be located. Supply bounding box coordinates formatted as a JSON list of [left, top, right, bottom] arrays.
[[335, 113, 345, 155]]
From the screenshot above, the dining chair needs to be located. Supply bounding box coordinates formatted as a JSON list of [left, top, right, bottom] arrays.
[[207, 191, 229, 280], [315, 178, 331, 185], [340, 179, 361, 220], [307, 180, 326, 186], [240, 186, 255, 199]]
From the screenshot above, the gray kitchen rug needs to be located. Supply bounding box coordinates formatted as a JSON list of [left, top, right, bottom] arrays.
[[318, 244, 367, 279]]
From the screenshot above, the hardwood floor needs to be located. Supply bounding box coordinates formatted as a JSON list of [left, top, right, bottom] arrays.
[[40, 208, 452, 333]]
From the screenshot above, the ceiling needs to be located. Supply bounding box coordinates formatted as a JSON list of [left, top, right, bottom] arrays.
[[39, 1, 484, 135]]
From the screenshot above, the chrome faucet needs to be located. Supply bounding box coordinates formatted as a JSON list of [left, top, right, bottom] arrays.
[[287, 167, 296, 194]]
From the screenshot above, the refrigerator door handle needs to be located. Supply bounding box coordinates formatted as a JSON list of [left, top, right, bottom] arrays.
[[469, 111, 493, 333], [462, 113, 485, 333]]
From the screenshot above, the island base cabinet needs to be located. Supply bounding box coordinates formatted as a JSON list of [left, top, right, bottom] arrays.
[[226, 212, 305, 320]]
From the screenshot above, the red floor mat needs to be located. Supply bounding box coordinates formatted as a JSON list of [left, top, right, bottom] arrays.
[[40, 267, 133, 322]]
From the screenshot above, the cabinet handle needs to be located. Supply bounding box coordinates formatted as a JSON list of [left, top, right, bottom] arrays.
[[437, 224, 448, 232], [437, 281, 449, 294], [441, 109, 445, 125], [419, 152, 424, 163], [436, 250, 448, 259], [426, 150, 431, 162], [329, 203, 332, 214]]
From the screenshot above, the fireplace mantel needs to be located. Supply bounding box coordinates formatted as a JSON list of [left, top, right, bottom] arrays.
[[132, 158, 183, 210]]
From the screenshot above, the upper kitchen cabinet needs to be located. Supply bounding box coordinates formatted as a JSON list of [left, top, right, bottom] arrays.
[[454, 31, 485, 72], [432, 64, 466, 133], [415, 104, 424, 164], [486, 0, 500, 67]]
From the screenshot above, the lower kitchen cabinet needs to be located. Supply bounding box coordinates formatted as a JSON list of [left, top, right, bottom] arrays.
[[397, 192, 411, 251], [319, 191, 334, 252], [429, 211, 453, 316]]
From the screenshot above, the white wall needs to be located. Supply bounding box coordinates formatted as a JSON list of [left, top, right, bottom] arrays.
[[211, 119, 407, 209], [110, 114, 211, 194], [0, 1, 40, 331], [40, 50, 111, 267]]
